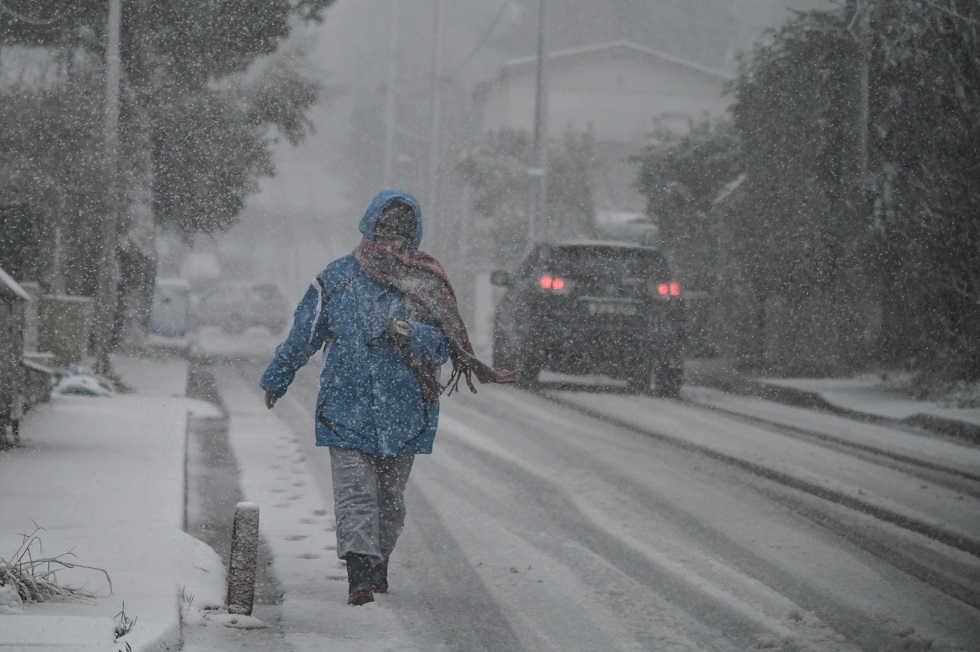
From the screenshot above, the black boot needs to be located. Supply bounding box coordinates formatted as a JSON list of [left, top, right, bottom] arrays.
[[345, 553, 374, 605], [371, 559, 389, 594]]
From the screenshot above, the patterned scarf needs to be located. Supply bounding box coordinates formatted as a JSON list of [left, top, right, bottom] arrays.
[[353, 237, 518, 403]]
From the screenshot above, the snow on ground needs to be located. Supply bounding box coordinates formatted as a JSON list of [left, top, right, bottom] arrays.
[[434, 386, 978, 649], [7, 342, 977, 651], [552, 388, 980, 541], [423, 412, 838, 648], [0, 356, 226, 652], [763, 375, 980, 424], [191, 348, 980, 650], [211, 369, 420, 652], [683, 385, 980, 476], [190, 327, 284, 361]]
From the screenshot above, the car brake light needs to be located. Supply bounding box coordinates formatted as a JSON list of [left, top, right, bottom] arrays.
[[656, 282, 681, 297], [539, 274, 567, 291]]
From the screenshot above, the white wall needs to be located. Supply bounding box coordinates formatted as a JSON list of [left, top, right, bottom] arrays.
[[482, 49, 731, 142]]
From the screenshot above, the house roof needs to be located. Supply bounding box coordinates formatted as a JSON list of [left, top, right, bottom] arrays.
[[497, 40, 733, 83]]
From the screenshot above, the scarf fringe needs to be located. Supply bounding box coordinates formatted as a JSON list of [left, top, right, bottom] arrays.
[[443, 353, 520, 400], [444, 355, 478, 398]]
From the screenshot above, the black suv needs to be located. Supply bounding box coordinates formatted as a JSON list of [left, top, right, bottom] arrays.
[[490, 241, 686, 396]]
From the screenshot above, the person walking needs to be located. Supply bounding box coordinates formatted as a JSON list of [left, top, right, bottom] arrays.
[[260, 189, 515, 605]]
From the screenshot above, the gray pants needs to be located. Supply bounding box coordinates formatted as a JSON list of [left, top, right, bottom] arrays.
[[329, 447, 415, 565]]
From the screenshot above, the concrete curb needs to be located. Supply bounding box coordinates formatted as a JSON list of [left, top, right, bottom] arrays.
[[122, 616, 182, 652], [901, 413, 980, 446], [126, 357, 191, 652], [130, 390, 189, 652], [687, 365, 980, 446]]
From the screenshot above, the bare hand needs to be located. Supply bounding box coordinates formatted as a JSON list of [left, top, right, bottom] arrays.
[[264, 392, 278, 409]]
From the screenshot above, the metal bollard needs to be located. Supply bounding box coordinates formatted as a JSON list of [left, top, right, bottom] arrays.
[[227, 501, 259, 615]]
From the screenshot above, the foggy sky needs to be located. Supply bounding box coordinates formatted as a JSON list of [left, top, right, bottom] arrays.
[[220, 0, 836, 290]]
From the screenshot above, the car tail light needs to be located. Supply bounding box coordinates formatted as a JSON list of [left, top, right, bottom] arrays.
[[538, 274, 569, 292], [654, 282, 681, 298]]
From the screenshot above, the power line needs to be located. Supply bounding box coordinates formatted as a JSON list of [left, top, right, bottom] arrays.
[[450, 0, 511, 79]]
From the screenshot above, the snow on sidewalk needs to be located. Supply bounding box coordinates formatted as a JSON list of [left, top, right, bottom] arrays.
[[213, 368, 421, 652], [0, 355, 225, 652], [763, 375, 980, 426]]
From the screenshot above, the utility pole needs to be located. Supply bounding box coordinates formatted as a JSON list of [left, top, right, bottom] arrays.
[[847, 0, 872, 221], [382, 0, 400, 187], [845, 0, 875, 365], [856, 0, 875, 358], [426, 0, 445, 226], [855, 0, 870, 182], [94, 0, 122, 375], [529, 0, 549, 245]]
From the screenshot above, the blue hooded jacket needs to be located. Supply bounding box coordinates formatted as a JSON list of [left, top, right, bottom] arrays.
[[259, 190, 450, 456]]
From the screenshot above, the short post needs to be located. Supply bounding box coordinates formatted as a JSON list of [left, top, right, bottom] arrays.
[[227, 501, 259, 615]]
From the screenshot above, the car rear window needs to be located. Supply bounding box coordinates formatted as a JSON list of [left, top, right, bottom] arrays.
[[543, 246, 669, 280]]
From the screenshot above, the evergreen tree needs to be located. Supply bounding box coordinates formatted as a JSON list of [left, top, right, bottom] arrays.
[[867, 0, 980, 382], [722, 0, 978, 380], [458, 130, 596, 270], [0, 0, 331, 238], [1, 0, 331, 355], [634, 119, 740, 291]]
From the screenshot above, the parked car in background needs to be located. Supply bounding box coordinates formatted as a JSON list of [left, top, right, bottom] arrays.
[[149, 278, 191, 338], [189, 281, 289, 335], [491, 240, 686, 395]]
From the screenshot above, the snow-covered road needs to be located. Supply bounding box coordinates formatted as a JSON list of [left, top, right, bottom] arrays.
[[215, 360, 980, 651]]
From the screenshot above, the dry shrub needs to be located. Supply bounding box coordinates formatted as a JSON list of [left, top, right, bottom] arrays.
[[0, 524, 111, 605]]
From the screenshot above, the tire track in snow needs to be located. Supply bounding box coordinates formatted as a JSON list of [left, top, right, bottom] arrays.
[[523, 387, 980, 617], [540, 389, 980, 559], [431, 401, 880, 650], [257, 361, 978, 648], [441, 387, 980, 649], [679, 390, 980, 493]]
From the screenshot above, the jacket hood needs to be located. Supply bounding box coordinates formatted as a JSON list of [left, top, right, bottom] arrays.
[[358, 190, 424, 250]]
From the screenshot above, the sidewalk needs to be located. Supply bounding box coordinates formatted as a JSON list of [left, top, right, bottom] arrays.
[[0, 355, 227, 652], [686, 359, 980, 444], [1, 352, 978, 651]]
